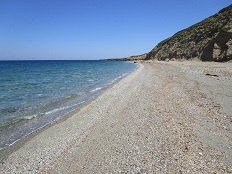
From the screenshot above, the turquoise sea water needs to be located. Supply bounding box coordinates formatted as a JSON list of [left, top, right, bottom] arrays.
[[0, 60, 136, 149]]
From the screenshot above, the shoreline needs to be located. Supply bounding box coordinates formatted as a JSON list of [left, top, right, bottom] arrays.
[[1, 61, 232, 173], [0, 61, 138, 156], [0, 62, 139, 161]]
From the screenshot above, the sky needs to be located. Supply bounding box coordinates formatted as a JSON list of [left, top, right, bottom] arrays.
[[0, 0, 231, 60]]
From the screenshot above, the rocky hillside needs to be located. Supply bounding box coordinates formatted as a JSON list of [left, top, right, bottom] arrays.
[[104, 53, 147, 61], [146, 4, 232, 62]]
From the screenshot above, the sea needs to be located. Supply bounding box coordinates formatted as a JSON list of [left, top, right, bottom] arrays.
[[0, 60, 137, 150]]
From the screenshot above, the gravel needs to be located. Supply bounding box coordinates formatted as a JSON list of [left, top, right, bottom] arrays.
[[1, 61, 232, 173]]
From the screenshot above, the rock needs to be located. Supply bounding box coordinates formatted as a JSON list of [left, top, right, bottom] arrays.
[[226, 39, 232, 60], [213, 43, 221, 60]]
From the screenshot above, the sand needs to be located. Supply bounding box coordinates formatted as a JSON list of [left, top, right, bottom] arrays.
[[0, 61, 232, 173]]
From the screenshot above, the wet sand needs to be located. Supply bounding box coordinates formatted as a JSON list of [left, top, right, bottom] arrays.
[[1, 61, 232, 173]]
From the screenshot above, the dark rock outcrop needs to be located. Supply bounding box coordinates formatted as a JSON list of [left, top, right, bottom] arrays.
[[146, 4, 232, 62]]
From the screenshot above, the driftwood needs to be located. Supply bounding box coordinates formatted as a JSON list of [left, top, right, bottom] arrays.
[[205, 73, 219, 77]]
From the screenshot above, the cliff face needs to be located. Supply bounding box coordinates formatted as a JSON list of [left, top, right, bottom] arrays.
[[146, 5, 232, 62]]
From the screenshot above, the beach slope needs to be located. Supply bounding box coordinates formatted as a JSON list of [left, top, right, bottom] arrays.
[[1, 62, 232, 173]]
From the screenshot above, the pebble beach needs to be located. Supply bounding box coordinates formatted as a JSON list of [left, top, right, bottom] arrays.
[[1, 61, 232, 173]]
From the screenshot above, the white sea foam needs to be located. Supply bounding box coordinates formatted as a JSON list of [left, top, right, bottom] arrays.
[[111, 73, 129, 83], [91, 87, 102, 92], [45, 102, 83, 115], [23, 114, 38, 120]]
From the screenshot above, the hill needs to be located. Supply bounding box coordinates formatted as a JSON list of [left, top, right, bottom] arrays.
[[103, 53, 148, 61], [145, 4, 232, 62]]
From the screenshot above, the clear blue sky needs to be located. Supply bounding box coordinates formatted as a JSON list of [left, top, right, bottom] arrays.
[[0, 0, 231, 60]]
